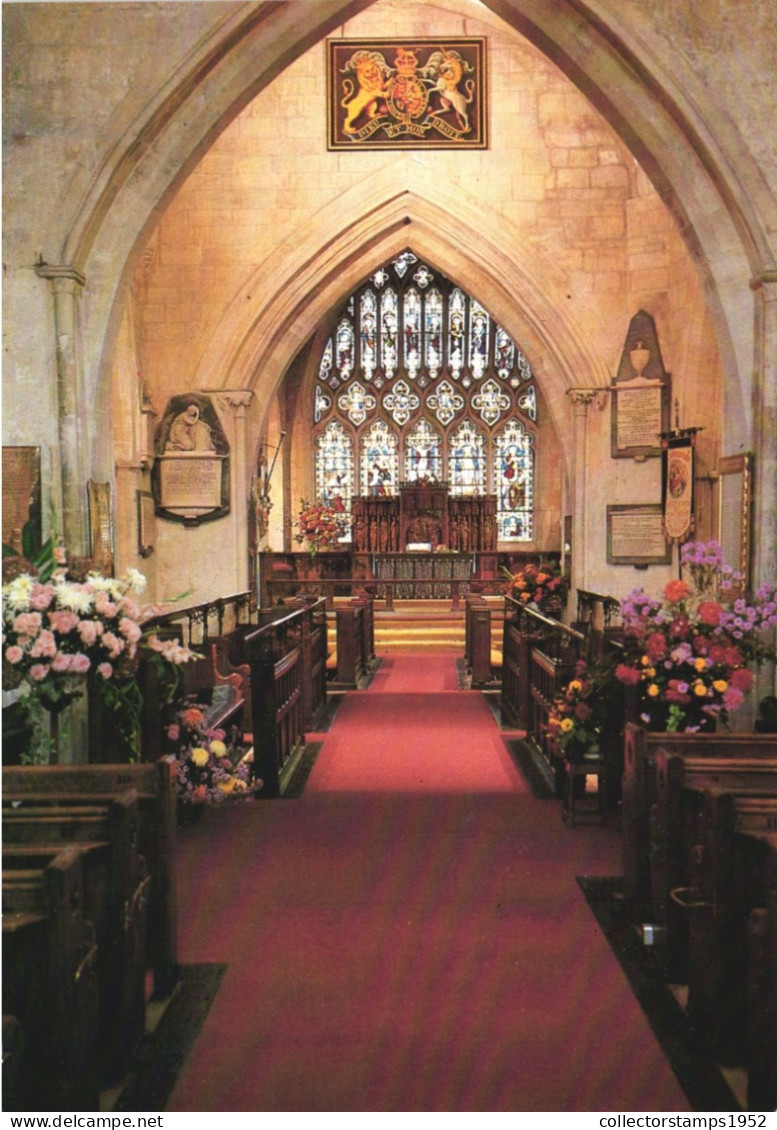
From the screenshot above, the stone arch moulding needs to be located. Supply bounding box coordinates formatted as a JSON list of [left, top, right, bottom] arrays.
[[65, 0, 771, 452], [192, 176, 607, 484]]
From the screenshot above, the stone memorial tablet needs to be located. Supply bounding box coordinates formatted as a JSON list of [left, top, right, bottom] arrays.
[[158, 453, 224, 512], [607, 504, 671, 565]]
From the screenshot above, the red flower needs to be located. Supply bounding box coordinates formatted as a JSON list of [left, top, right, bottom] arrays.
[[669, 614, 690, 640], [730, 667, 754, 692], [646, 632, 668, 661], [665, 579, 691, 603], [698, 601, 723, 626], [615, 663, 642, 686]]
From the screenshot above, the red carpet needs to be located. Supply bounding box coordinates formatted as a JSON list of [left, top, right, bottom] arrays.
[[167, 656, 691, 1112]]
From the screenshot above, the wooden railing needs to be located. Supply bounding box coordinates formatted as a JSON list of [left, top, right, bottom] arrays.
[[245, 599, 328, 797], [266, 575, 505, 611], [142, 589, 255, 650]]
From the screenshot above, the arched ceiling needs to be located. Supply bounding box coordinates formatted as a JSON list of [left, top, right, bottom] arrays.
[[67, 0, 774, 452]]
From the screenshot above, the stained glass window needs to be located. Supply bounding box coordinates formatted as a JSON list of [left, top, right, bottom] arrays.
[[425, 288, 443, 380], [316, 421, 354, 532], [450, 421, 486, 494], [403, 287, 422, 379], [313, 252, 538, 543], [360, 290, 377, 382], [404, 418, 443, 482], [360, 420, 398, 497], [494, 420, 534, 541]]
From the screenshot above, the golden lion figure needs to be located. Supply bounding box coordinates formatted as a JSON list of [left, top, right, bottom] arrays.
[[340, 50, 389, 135]]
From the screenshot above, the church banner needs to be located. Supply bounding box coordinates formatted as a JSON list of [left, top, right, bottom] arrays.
[[327, 38, 488, 150], [662, 434, 695, 541]]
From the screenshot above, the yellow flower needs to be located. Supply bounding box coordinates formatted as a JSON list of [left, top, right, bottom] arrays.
[[693, 681, 708, 697], [694, 657, 707, 672], [644, 667, 656, 679], [209, 740, 227, 758], [189, 746, 209, 767], [646, 683, 660, 697], [217, 776, 237, 793], [559, 717, 574, 733], [567, 680, 582, 694], [712, 679, 728, 693], [641, 655, 651, 667]]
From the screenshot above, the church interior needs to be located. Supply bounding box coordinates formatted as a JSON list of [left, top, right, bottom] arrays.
[[2, 0, 777, 1115]]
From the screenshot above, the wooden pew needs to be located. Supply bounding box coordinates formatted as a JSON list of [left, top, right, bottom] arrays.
[[334, 603, 367, 687], [3, 759, 178, 997], [465, 596, 492, 687], [621, 724, 777, 901], [682, 790, 777, 1066], [745, 834, 777, 1111], [2, 845, 100, 1110], [3, 789, 149, 1083], [647, 753, 777, 980]]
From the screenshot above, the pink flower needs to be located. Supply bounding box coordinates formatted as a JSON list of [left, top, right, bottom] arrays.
[[30, 630, 57, 659], [29, 583, 56, 611], [77, 620, 103, 647], [13, 611, 42, 636], [698, 601, 723, 626], [30, 663, 49, 681], [166, 724, 180, 742], [723, 686, 745, 712], [118, 617, 142, 645], [5, 645, 24, 664], [52, 653, 73, 672], [574, 702, 592, 721], [102, 631, 125, 658], [97, 662, 113, 680], [119, 596, 140, 620], [48, 610, 80, 634], [615, 664, 642, 686], [94, 593, 118, 617], [69, 653, 91, 675]]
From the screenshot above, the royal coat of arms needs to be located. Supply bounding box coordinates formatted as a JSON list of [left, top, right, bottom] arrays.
[[327, 38, 487, 150]]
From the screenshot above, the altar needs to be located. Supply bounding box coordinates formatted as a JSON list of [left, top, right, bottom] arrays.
[[351, 481, 497, 554]]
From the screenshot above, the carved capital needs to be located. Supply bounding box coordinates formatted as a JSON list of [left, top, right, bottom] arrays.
[[211, 389, 254, 416], [34, 262, 86, 289], [566, 387, 608, 412]]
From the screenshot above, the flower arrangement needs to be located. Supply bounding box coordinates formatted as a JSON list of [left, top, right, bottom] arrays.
[[2, 537, 195, 762], [613, 540, 777, 731], [547, 540, 776, 753], [168, 703, 259, 805], [503, 559, 567, 613], [295, 498, 347, 556]]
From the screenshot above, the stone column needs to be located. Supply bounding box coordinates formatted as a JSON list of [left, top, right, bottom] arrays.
[[566, 388, 607, 598], [214, 390, 254, 591], [750, 270, 777, 702], [34, 263, 88, 553]]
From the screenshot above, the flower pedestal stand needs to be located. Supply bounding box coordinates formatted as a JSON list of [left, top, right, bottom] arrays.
[[561, 749, 607, 826]]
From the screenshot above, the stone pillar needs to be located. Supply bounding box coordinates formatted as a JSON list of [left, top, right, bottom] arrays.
[[566, 388, 607, 598], [34, 263, 88, 554], [750, 271, 777, 702], [214, 390, 254, 591]]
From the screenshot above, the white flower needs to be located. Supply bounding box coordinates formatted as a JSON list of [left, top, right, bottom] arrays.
[[125, 568, 147, 595], [54, 580, 94, 614], [3, 575, 36, 615], [88, 574, 124, 600]]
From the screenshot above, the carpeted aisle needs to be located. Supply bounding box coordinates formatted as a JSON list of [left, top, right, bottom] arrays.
[[166, 655, 692, 1112]]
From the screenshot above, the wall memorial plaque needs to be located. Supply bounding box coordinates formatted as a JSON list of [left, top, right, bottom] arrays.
[[611, 311, 670, 459], [606, 504, 671, 565], [153, 393, 230, 525], [2, 446, 41, 554]]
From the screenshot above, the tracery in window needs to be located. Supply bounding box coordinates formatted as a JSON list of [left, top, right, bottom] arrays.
[[313, 251, 538, 542]]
